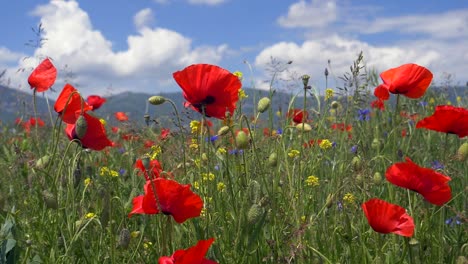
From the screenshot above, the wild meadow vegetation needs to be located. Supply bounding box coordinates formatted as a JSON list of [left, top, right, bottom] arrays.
[[0, 54, 467, 264]]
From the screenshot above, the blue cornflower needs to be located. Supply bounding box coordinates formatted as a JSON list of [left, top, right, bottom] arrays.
[[119, 168, 126, 175], [445, 216, 462, 227], [206, 135, 219, 142], [276, 128, 283, 135], [229, 149, 244, 155], [350, 145, 358, 154], [419, 101, 428, 107], [358, 109, 371, 121], [431, 160, 444, 170]]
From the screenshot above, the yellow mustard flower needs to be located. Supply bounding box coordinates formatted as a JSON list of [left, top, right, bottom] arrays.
[[325, 88, 334, 100], [343, 193, 355, 205], [319, 139, 333, 150], [305, 175, 319, 187], [190, 120, 201, 134], [217, 182, 226, 192], [288, 149, 300, 158]]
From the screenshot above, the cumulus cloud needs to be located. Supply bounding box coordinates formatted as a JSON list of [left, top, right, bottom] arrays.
[[7, 0, 227, 96], [134, 8, 155, 30], [278, 0, 337, 28]]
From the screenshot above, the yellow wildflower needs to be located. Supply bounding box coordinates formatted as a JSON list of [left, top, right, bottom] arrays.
[[148, 145, 162, 160], [143, 241, 153, 249], [447, 101, 452, 105], [288, 149, 300, 158], [84, 178, 92, 186], [190, 120, 201, 134], [85, 212, 96, 219], [319, 139, 333, 150], [193, 181, 200, 190], [233, 71, 243, 80], [217, 147, 226, 155], [429, 97, 435, 104], [456, 96, 461, 103], [305, 175, 319, 187], [217, 182, 226, 192], [325, 88, 334, 100], [202, 172, 215, 181], [99, 118, 106, 126], [343, 193, 355, 206], [238, 89, 248, 100], [100, 167, 119, 177]]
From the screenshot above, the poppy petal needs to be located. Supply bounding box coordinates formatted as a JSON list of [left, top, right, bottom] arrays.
[[159, 238, 216, 264], [54, 84, 92, 124], [28, 58, 57, 92], [66, 112, 113, 151], [416, 105, 468, 138], [373, 84, 390, 101], [380, 63, 432, 99]]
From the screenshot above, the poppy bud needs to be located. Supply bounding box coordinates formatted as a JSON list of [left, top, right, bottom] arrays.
[[296, 123, 312, 132], [217, 126, 230, 136], [36, 155, 51, 169], [268, 152, 278, 167], [456, 142, 468, 161], [42, 190, 58, 209], [325, 193, 334, 208], [248, 180, 261, 204], [373, 172, 382, 185], [201, 153, 208, 162], [356, 173, 364, 184], [247, 204, 263, 224], [301, 74, 310, 87], [352, 156, 362, 171], [257, 97, 271, 113], [331, 101, 340, 109], [371, 138, 382, 150], [235, 131, 249, 149], [118, 228, 131, 249], [75, 115, 88, 139], [148, 96, 166, 105]]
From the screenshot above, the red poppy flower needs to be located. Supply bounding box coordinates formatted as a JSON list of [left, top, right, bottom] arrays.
[[362, 198, 414, 237], [135, 159, 163, 181], [114, 112, 129, 121], [331, 123, 352, 132], [160, 128, 171, 140], [65, 112, 113, 151], [128, 178, 203, 223], [374, 63, 433, 101], [29, 117, 45, 127], [54, 84, 92, 124], [287, 109, 308, 124], [86, 95, 107, 110], [416, 105, 468, 138], [173, 64, 242, 120], [385, 157, 451, 206], [28, 58, 57, 92], [159, 238, 217, 264], [370, 99, 385, 110]]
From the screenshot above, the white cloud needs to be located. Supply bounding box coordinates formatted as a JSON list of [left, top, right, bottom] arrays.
[[278, 0, 337, 28], [134, 8, 155, 30], [8, 0, 227, 96], [0, 47, 24, 63], [347, 9, 468, 39]]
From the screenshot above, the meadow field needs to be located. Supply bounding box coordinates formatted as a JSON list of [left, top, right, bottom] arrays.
[[0, 57, 466, 264]]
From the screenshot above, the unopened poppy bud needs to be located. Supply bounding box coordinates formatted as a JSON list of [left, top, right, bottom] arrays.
[[331, 101, 340, 109], [373, 172, 382, 185], [42, 190, 58, 209], [201, 153, 208, 162], [248, 180, 261, 204], [235, 131, 249, 149], [217, 126, 230, 136], [247, 204, 263, 224], [356, 173, 364, 184], [371, 138, 381, 150], [268, 152, 278, 167], [36, 155, 51, 169], [352, 156, 362, 171], [148, 96, 166, 105], [257, 97, 271, 113], [296, 123, 312, 132], [456, 142, 468, 161], [301, 74, 310, 87], [75, 115, 87, 139], [118, 228, 131, 249]]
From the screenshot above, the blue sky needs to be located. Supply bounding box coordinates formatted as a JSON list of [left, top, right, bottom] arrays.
[[0, 0, 467, 97]]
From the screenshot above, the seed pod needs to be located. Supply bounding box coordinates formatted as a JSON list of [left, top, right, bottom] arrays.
[[371, 138, 381, 150], [373, 172, 382, 185], [351, 156, 362, 171], [75, 115, 87, 139], [257, 97, 271, 113], [36, 155, 51, 169], [331, 101, 340, 109], [248, 180, 261, 204], [456, 142, 468, 161], [148, 96, 166, 105]]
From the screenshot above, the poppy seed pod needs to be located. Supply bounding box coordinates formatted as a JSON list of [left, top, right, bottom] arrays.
[[257, 97, 271, 113], [373, 172, 382, 185], [75, 115, 88, 139], [248, 180, 261, 204], [352, 156, 363, 171], [235, 131, 249, 149], [301, 74, 310, 87], [148, 95, 166, 105], [42, 190, 58, 210], [118, 228, 131, 249], [371, 138, 382, 150], [217, 126, 230, 136], [141, 156, 151, 170], [331, 101, 340, 109]]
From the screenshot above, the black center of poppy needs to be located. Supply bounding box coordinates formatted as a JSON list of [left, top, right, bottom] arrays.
[[162, 210, 171, 215], [201, 95, 215, 105]]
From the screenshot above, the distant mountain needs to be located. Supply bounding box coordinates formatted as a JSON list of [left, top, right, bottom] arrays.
[[1, 84, 466, 128]]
